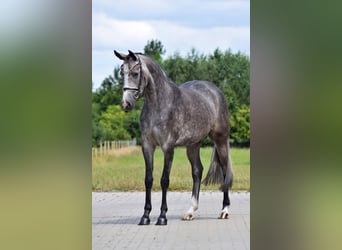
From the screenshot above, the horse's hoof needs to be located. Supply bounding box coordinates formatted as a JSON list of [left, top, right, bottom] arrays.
[[218, 212, 229, 219], [182, 214, 194, 221], [138, 216, 150, 225], [155, 217, 167, 225]]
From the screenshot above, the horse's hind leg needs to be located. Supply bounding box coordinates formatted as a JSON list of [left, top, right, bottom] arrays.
[[183, 142, 203, 221], [220, 191, 230, 219], [210, 133, 232, 219]]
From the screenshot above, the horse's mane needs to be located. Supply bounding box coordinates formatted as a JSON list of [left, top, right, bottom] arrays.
[[138, 53, 177, 87]]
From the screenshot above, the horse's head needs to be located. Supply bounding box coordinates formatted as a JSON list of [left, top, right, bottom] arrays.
[[114, 50, 144, 111]]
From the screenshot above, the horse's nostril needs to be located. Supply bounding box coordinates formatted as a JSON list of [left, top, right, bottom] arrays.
[[122, 100, 131, 110], [121, 101, 127, 110]]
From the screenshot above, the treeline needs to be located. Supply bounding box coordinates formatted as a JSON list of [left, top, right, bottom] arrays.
[[92, 40, 250, 147]]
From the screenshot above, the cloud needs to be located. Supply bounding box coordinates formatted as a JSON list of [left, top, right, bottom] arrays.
[[92, 12, 156, 50], [149, 20, 249, 56], [94, 0, 171, 13], [92, 0, 250, 88], [94, 0, 249, 19], [93, 12, 249, 55]]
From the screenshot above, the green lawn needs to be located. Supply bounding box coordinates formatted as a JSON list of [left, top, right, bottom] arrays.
[[92, 146, 250, 191]]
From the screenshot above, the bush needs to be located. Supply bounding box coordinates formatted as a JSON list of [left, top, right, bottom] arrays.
[[230, 106, 250, 147], [98, 105, 131, 141]]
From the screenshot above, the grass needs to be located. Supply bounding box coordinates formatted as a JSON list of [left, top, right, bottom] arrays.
[[92, 146, 250, 192]]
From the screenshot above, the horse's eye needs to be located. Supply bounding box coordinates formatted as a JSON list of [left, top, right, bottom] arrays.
[[131, 72, 139, 78]]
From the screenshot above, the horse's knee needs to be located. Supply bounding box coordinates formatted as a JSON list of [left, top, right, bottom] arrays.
[[160, 176, 169, 189], [145, 176, 153, 189], [192, 166, 203, 181]]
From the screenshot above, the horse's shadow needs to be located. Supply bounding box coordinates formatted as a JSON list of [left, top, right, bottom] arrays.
[[92, 214, 219, 225], [92, 216, 139, 225]]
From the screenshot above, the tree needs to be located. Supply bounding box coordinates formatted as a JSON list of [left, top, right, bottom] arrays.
[[92, 75, 122, 113], [229, 105, 250, 147], [144, 39, 166, 64], [98, 105, 131, 141], [162, 52, 189, 85], [123, 108, 141, 144], [92, 102, 103, 146]]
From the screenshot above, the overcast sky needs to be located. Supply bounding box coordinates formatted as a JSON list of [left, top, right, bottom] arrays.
[[92, 0, 250, 90]]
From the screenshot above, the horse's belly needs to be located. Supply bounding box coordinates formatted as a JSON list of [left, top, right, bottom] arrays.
[[174, 122, 211, 146], [146, 122, 209, 148]]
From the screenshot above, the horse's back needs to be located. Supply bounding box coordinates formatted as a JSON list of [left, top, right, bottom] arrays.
[[179, 80, 218, 91], [180, 80, 224, 101], [179, 80, 228, 114], [179, 80, 229, 133]]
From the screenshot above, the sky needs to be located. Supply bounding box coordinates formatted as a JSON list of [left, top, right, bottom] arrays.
[[92, 0, 250, 90]]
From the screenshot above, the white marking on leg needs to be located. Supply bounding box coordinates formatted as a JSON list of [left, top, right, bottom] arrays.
[[221, 205, 229, 214], [186, 196, 198, 215], [219, 205, 229, 219]]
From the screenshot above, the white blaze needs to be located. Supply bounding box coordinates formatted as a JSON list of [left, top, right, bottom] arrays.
[[123, 63, 129, 88], [122, 63, 131, 103]]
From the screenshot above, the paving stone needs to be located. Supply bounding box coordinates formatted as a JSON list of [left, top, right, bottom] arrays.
[[93, 191, 250, 250]]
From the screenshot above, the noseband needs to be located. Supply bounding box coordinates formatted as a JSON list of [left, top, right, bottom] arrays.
[[123, 57, 143, 100]]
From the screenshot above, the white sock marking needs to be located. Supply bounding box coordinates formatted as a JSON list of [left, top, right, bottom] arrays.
[[186, 196, 198, 215], [222, 205, 229, 214]]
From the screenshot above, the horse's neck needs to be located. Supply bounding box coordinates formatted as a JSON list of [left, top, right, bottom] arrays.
[[144, 68, 179, 108]]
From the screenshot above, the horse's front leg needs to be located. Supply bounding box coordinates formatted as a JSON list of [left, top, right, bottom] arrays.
[[156, 147, 174, 225], [138, 142, 155, 225]]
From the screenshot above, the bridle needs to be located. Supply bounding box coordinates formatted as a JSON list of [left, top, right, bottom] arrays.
[[123, 56, 143, 100]]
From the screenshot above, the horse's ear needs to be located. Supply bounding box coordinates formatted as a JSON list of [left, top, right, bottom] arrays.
[[114, 50, 126, 60], [128, 50, 137, 61]]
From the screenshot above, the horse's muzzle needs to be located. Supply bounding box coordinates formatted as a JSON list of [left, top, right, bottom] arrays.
[[121, 100, 133, 111]]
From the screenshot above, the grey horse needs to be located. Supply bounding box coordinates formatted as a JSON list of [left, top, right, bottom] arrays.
[[114, 50, 233, 225]]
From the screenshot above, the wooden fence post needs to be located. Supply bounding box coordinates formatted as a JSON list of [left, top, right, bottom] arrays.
[[92, 139, 137, 157]]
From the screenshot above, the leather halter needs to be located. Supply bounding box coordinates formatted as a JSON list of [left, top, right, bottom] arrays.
[[123, 56, 142, 99]]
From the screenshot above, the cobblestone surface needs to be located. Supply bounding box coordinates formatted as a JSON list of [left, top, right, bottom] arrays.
[[93, 191, 250, 250]]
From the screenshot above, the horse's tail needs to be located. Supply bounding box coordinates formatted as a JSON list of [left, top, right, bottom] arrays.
[[202, 144, 233, 191]]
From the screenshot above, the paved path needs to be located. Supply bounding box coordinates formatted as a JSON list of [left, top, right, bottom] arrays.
[[93, 191, 250, 250]]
